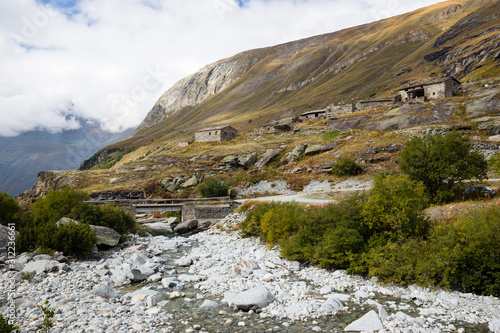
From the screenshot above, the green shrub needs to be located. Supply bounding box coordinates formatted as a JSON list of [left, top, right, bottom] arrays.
[[16, 220, 96, 257], [0, 192, 20, 226], [40, 300, 55, 332], [70, 203, 136, 235], [259, 202, 307, 246], [236, 186, 499, 297], [0, 313, 17, 333], [240, 202, 279, 238], [52, 222, 96, 256], [399, 131, 488, 203], [362, 238, 427, 286], [314, 226, 364, 269], [362, 174, 429, 239], [199, 179, 230, 198], [21, 271, 36, 281], [31, 187, 89, 224], [488, 151, 500, 174], [331, 156, 363, 176], [362, 206, 499, 296], [427, 206, 500, 296]]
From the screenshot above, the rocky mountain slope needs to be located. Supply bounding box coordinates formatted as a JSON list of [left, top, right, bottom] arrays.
[[131, 0, 499, 137], [18, 0, 500, 201]]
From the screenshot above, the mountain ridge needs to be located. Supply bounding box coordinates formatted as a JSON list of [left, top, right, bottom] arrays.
[[129, 0, 498, 140]]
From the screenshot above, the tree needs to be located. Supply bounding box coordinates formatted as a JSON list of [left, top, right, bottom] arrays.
[[399, 132, 487, 203], [362, 173, 429, 239], [488, 151, 500, 174], [31, 187, 89, 224], [0, 192, 20, 226]]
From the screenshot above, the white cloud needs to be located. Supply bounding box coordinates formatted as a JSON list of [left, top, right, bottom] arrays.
[[0, 0, 443, 136]]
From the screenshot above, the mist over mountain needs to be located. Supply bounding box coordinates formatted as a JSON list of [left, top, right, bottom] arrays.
[[0, 120, 133, 196]]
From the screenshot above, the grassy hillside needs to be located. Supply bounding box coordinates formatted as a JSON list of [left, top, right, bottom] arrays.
[[20, 0, 499, 200]]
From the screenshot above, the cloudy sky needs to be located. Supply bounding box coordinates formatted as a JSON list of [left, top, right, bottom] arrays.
[[0, 0, 443, 137]]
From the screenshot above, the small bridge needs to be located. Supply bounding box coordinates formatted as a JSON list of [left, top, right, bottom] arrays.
[[84, 197, 235, 222]]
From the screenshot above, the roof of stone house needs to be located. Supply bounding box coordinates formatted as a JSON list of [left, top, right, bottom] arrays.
[[400, 77, 461, 91], [196, 125, 236, 133], [300, 109, 327, 116], [358, 98, 393, 103]]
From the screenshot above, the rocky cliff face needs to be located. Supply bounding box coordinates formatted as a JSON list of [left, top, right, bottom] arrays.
[[134, 56, 253, 134], [17, 171, 80, 203], [425, 0, 500, 78]]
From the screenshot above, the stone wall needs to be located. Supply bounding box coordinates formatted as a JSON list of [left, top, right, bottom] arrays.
[[355, 99, 394, 111], [425, 82, 447, 100], [195, 126, 238, 142], [328, 103, 357, 116], [194, 203, 238, 220]]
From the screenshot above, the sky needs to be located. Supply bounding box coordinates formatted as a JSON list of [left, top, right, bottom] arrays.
[[0, 0, 444, 137]]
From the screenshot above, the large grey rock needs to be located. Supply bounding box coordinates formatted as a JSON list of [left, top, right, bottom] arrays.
[[13, 253, 33, 271], [285, 144, 307, 164], [15, 298, 35, 310], [224, 286, 276, 311], [89, 225, 121, 247], [175, 256, 193, 267], [304, 144, 336, 156], [166, 183, 179, 193], [174, 219, 198, 234], [161, 277, 179, 288], [21, 260, 60, 275], [234, 259, 261, 277], [320, 297, 343, 313], [200, 300, 220, 310], [177, 274, 203, 282], [128, 268, 148, 283], [221, 155, 239, 166], [90, 284, 118, 299], [238, 153, 257, 169], [344, 310, 384, 331], [32, 254, 52, 261], [129, 253, 148, 265], [255, 149, 282, 168], [489, 318, 500, 333], [182, 175, 198, 188], [56, 217, 79, 226]]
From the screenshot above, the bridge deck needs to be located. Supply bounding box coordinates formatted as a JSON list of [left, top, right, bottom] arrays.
[[84, 196, 234, 222]]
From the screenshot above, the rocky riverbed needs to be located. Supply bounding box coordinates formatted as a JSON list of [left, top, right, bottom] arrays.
[[1, 213, 499, 332]]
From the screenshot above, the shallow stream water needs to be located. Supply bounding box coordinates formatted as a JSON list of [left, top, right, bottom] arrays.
[[116, 237, 490, 333]]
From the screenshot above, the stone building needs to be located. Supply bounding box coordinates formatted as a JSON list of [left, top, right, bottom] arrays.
[[194, 125, 238, 142], [355, 98, 394, 111], [328, 103, 356, 116], [399, 77, 461, 102], [300, 109, 328, 119]]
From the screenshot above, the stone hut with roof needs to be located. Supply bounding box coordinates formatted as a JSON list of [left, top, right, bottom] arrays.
[[399, 77, 461, 102], [195, 125, 238, 142]]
